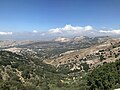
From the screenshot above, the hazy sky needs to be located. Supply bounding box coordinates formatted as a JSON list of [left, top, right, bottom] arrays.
[[0, 0, 120, 39]]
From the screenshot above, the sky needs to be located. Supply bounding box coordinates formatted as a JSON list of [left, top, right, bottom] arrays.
[[0, 0, 120, 40]]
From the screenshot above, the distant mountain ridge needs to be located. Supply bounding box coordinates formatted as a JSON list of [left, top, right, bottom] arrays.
[[53, 36, 111, 43]]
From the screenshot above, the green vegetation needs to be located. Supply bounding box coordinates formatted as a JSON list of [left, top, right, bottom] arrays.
[[87, 59, 120, 90], [1, 49, 120, 90], [0, 51, 87, 90]]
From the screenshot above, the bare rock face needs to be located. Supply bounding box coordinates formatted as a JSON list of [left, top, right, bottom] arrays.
[[54, 37, 71, 42], [73, 36, 86, 42], [54, 36, 89, 43]]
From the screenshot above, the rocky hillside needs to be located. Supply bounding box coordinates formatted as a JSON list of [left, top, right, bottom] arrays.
[[44, 38, 120, 72], [0, 50, 56, 90], [0, 50, 89, 90], [0, 36, 120, 90]]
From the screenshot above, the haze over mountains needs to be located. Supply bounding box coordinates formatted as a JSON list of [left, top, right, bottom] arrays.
[[0, 24, 120, 40]]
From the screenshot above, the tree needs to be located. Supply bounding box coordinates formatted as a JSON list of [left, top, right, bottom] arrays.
[[99, 55, 105, 61]]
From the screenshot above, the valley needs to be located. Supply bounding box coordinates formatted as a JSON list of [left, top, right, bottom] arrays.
[[0, 36, 120, 90]]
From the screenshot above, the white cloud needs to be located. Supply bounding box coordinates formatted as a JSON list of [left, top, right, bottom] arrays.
[[48, 24, 93, 34], [33, 30, 38, 33], [84, 26, 93, 31], [62, 25, 83, 31], [0, 32, 12, 35], [99, 30, 120, 34], [48, 28, 62, 34]]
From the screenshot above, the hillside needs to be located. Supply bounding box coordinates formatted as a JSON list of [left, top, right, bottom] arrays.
[[44, 38, 120, 72], [0, 50, 56, 90], [0, 50, 88, 90], [0, 36, 120, 90], [87, 59, 120, 90]]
